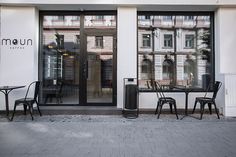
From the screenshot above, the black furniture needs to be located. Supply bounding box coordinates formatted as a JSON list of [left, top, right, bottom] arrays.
[[154, 81, 178, 119], [0, 85, 25, 118], [11, 81, 42, 121], [44, 82, 63, 104], [192, 81, 222, 119], [173, 85, 203, 119]]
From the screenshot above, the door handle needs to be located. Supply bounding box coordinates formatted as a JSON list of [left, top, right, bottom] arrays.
[[83, 61, 88, 79]]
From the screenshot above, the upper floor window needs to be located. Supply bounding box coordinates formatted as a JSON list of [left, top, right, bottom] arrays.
[[143, 34, 151, 47], [95, 36, 103, 48], [94, 16, 104, 20], [185, 34, 194, 48], [184, 16, 194, 21], [53, 16, 64, 21], [164, 34, 173, 48], [163, 16, 172, 21]]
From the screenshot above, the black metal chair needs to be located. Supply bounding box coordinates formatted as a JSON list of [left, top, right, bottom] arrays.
[[154, 81, 178, 119], [44, 82, 63, 104], [11, 81, 42, 121], [192, 81, 222, 119]]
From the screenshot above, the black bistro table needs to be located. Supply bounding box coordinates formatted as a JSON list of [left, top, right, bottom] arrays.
[[173, 85, 204, 119], [0, 86, 25, 117]]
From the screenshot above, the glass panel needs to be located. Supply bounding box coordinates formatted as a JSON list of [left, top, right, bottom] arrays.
[[138, 14, 213, 89], [87, 36, 113, 103], [84, 15, 116, 28], [42, 15, 80, 104]]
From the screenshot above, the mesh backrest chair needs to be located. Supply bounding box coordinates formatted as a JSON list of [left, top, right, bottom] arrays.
[[154, 81, 178, 119], [44, 82, 63, 104], [192, 81, 222, 119], [11, 81, 42, 121]]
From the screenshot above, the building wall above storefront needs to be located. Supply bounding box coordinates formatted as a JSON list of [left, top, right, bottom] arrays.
[[1, 0, 236, 11]]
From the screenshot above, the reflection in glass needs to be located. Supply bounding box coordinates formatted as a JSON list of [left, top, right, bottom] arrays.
[[138, 14, 212, 89], [87, 36, 113, 103], [84, 16, 116, 28], [42, 15, 80, 104]]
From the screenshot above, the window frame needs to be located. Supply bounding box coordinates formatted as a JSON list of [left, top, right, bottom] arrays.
[[95, 36, 104, 48], [137, 11, 215, 92], [184, 34, 195, 49], [142, 34, 151, 48]]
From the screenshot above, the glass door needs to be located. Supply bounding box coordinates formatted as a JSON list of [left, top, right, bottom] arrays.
[[85, 34, 116, 104], [41, 15, 80, 104], [40, 13, 116, 105]]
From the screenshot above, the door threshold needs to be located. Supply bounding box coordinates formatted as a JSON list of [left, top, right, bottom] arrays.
[[39, 106, 122, 115]]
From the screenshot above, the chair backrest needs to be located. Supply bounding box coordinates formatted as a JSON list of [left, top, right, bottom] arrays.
[[24, 81, 40, 100], [57, 81, 63, 94], [154, 81, 166, 100], [212, 81, 222, 99]]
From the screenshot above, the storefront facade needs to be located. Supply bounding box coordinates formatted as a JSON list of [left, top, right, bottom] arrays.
[[1, 0, 236, 116]]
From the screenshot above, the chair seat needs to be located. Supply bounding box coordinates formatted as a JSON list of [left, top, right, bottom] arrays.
[[159, 97, 176, 102], [15, 98, 35, 104], [196, 97, 213, 103]]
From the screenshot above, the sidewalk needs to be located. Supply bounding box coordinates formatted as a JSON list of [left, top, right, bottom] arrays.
[[0, 114, 236, 157]]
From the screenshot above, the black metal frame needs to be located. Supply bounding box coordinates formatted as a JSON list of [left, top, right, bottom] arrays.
[[137, 11, 215, 93], [39, 11, 117, 106]]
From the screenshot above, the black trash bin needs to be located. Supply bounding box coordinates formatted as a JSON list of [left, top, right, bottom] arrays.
[[123, 78, 138, 118]]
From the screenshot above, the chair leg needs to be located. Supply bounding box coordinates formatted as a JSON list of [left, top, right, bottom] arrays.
[[157, 104, 163, 119], [155, 101, 160, 115], [169, 103, 173, 114], [23, 104, 27, 115], [200, 102, 205, 120], [35, 101, 42, 116], [208, 103, 212, 114], [28, 104, 34, 121], [192, 99, 198, 114], [213, 101, 220, 119], [10, 103, 17, 121], [173, 102, 179, 119]]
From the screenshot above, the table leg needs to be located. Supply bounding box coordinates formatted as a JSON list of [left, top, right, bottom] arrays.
[[5, 93, 9, 116], [185, 92, 189, 116]]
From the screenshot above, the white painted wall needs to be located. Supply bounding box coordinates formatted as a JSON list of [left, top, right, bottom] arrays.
[[117, 7, 137, 108], [0, 6, 39, 110], [214, 8, 236, 116]]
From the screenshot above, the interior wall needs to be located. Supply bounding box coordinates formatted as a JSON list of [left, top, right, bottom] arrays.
[[0, 6, 39, 110]]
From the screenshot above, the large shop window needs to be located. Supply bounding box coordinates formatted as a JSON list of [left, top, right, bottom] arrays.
[[138, 13, 214, 90]]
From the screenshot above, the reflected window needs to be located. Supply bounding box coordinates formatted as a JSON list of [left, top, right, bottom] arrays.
[[53, 16, 64, 21], [95, 36, 103, 48], [163, 16, 172, 21], [163, 59, 174, 80], [184, 58, 196, 86], [164, 34, 173, 48], [184, 16, 194, 20], [94, 16, 104, 20], [185, 34, 194, 48], [143, 34, 151, 47], [141, 58, 152, 80]]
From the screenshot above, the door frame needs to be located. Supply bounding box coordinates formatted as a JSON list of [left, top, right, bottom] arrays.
[[81, 30, 117, 106], [39, 11, 117, 106]]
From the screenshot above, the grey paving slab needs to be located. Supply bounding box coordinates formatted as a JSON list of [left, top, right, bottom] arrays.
[[0, 114, 236, 157]]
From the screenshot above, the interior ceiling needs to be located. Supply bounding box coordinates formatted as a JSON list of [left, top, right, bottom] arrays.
[[32, 4, 218, 11]]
